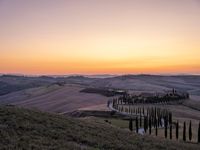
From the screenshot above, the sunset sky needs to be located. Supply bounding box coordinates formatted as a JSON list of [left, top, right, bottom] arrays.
[[0, 0, 200, 75]]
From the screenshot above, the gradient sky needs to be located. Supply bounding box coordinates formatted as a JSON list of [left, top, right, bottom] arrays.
[[0, 0, 200, 75]]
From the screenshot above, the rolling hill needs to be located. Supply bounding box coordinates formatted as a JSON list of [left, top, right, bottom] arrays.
[[0, 74, 200, 113], [0, 105, 199, 150]]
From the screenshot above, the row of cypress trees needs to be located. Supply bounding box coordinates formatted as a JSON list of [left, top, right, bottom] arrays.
[[114, 104, 171, 125], [127, 106, 171, 135], [111, 99, 200, 143], [129, 117, 200, 143]]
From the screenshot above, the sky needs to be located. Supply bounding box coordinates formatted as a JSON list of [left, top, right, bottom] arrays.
[[0, 0, 200, 75]]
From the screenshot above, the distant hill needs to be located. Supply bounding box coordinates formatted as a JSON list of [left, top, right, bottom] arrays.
[[0, 75, 58, 96], [1, 74, 200, 95], [0, 75, 95, 96], [1, 74, 200, 112], [0, 106, 199, 150]]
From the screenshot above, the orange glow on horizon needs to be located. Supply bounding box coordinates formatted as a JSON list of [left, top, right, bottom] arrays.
[[0, 0, 200, 75]]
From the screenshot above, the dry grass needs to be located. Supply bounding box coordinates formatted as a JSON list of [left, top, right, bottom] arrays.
[[0, 106, 199, 150]]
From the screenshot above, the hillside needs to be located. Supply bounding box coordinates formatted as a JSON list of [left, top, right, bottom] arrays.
[[0, 75, 200, 114], [1, 75, 200, 95], [0, 75, 58, 96], [0, 84, 108, 113], [0, 106, 199, 150]]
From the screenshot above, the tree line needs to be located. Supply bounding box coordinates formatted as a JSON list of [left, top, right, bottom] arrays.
[[127, 107, 200, 143], [111, 89, 189, 105], [108, 92, 199, 144]]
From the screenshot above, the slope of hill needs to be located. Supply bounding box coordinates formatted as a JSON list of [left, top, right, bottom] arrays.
[[0, 106, 199, 150], [0, 74, 200, 113], [0, 75, 58, 96], [13, 84, 108, 113], [95, 75, 200, 92], [0, 84, 108, 113], [1, 74, 200, 95]]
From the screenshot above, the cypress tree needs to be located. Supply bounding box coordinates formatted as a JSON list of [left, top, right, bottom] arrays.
[[155, 118, 158, 136], [149, 117, 152, 135], [164, 117, 168, 138], [136, 117, 139, 133], [166, 113, 169, 127], [165, 125, 168, 138], [159, 115, 161, 127], [129, 118, 133, 131], [154, 116, 157, 128], [176, 121, 179, 140], [144, 116, 147, 133], [189, 120, 192, 141], [183, 122, 186, 141], [170, 124, 172, 139], [198, 122, 200, 143], [143, 116, 146, 133]]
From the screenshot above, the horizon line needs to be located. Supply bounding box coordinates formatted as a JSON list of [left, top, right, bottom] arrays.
[[1, 73, 200, 77]]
